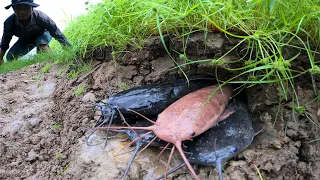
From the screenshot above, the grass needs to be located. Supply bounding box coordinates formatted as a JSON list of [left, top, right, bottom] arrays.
[[73, 85, 85, 96], [252, 162, 264, 180], [0, 0, 319, 118], [53, 123, 62, 131], [0, 53, 51, 74], [63, 0, 320, 53], [0, 47, 77, 74], [56, 162, 70, 176], [1, 0, 319, 80], [55, 152, 62, 160], [40, 64, 52, 73], [61, 0, 319, 95], [119, 83, 129, 91], [39, 86, 45, 93]]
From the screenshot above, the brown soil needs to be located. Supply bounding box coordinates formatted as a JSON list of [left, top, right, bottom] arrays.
[[0, 32, 319, 180]]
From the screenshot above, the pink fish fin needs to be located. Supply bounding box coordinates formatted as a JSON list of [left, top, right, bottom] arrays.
[[164, 145, 175, 180], [137, 136, 157, 155], [115, 131, 153, 156], [153, 143, 170, 163], [217, 108, 235, 123], [175, 141, 200, 180]]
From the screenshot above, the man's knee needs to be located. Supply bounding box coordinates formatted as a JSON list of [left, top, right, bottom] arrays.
[[37, 44, 51, 53], [6, 51, 15, 61], [36, 31, 52, 47]]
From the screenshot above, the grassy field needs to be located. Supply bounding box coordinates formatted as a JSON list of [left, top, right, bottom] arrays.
[[1, 0, 319, 103]]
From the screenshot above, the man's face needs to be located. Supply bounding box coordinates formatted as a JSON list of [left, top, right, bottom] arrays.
[[12, 4, 32, 20]]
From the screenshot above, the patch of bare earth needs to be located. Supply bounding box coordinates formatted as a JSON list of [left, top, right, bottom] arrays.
[[0, 32, 319, 180]]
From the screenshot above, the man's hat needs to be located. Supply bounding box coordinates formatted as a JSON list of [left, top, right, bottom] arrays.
[[5, 0, 39, 10]]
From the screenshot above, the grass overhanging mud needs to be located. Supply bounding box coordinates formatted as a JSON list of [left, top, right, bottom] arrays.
[[61, 0, 319, 126], [1, 0, 319, 121]]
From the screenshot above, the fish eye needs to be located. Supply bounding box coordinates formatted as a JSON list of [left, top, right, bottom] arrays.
[[231, 147, 237, 152], [190, 131, 196, 136]]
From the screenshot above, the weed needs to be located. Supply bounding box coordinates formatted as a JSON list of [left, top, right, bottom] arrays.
[[53, 123, 62, 131], [294, 105, 306, 115], [252, 162, 264, 180], [68, 64, 90, 79], [119, 83, 129, 91], [56, 162, 70, 176], [55, 152, 62, 160], [40, 64, 52, 73], [73, 85, 85, 96], [34, 74, 42, 82], [57, 69, 65, 77], [0, 48, 75, 74], [39, 86, 45, 93], [308, 138, 320, 143]]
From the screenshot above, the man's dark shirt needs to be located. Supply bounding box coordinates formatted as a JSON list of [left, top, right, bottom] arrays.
[[0, 9, 71, 51]]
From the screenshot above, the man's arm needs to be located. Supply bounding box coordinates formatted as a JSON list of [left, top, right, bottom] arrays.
[[0, 49, 5, 64], [37, 11, 72, 47], [0, 17, 14, 65]]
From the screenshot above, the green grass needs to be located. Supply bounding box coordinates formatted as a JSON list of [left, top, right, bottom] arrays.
[[2, 0, 319, 80], [0, 0, 319, 120], [63, 0, 320, 54], [73, 85, 85, 96], [0, 47, 77, 74], [119, 83, 129, 91], [0, 54, 51, 74], [52, 123, 62, 131], [40, 64, 52, 73], [39, 86, 45, 93], [55, 152, 62, 160], [61, 0, 319, 100], [56, 162, 70, 176]]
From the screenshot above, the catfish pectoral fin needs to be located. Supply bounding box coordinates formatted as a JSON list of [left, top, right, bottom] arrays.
[[216, 108, 235, 123]]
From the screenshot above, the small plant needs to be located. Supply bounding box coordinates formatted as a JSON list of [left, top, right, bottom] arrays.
[[56, 162, 70, 176], [68, 70, 79, 79], [67, 64, 90, 79], [73, 85, 85, 95], [309, 138, 320, 143], [252, 162, 264, 180], [119, 83, 129, 91], [33, 74, 42, 82], [55, 152, 62, 160], [309, 65, 320, 75], [53, 123, 62, 131], [294, 105, 306, 115], [39, 86, 45, 93], [40, 64, 52, 73]]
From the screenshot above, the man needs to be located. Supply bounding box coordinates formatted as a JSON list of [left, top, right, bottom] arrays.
[[0, 0, 71, 65]]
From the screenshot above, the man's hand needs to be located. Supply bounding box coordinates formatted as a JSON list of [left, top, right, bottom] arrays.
[[0, 49, 5, 65]]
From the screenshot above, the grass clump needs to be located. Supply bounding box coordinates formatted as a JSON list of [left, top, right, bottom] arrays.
[[59, 0, 320, 116], [63, 0, 320, 55], [52, 123, 62, 131], [73, 85, 85, 96], [56, 162, 70, 176], [0, 47, 76, 74], [63, 0, 319, 99]]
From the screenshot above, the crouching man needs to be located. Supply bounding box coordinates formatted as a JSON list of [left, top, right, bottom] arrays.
[[0, 0, 71, 65]]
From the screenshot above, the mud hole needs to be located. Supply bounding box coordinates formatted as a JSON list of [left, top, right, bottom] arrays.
[[0, 32, 319, 180]]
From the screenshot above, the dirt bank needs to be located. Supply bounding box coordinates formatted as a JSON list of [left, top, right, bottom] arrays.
[[0, 32, 319, 180]]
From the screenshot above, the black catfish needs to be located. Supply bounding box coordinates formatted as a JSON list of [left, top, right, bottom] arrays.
[[87, 78, 216, 145]]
